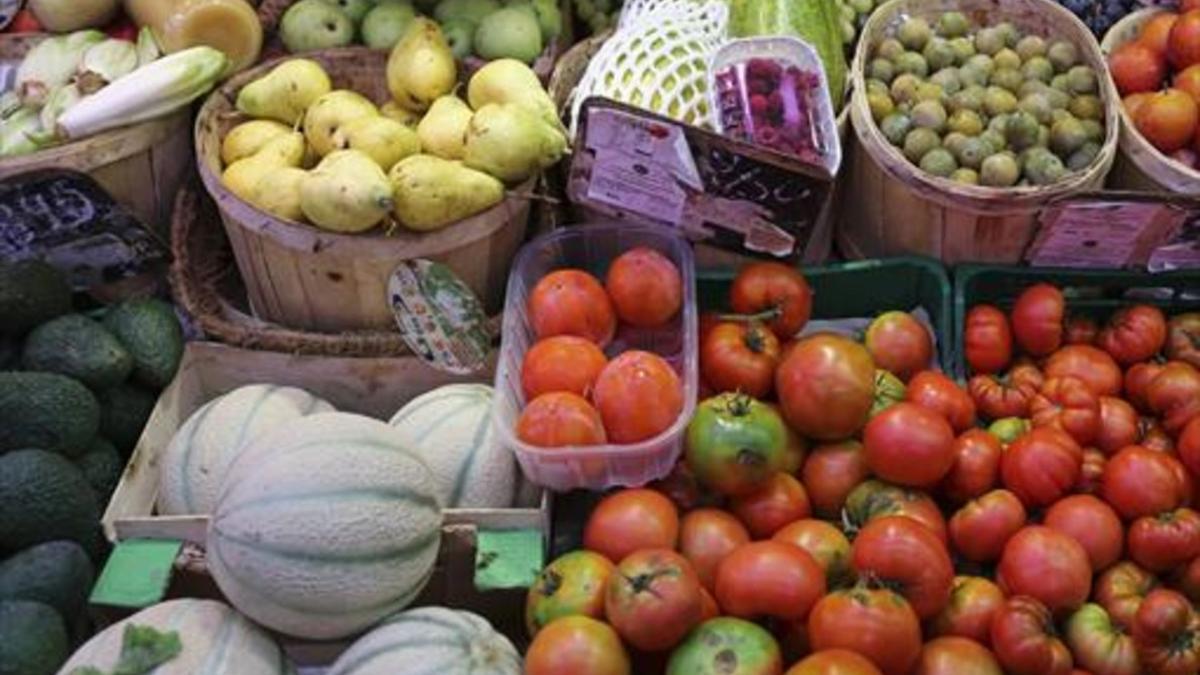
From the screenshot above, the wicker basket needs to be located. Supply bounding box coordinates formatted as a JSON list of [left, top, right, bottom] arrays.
[[195, 48, 532, 333], [1100, 8, 1200, 195], [0, 34, 193, 236], [838, 0, 1120, 264]]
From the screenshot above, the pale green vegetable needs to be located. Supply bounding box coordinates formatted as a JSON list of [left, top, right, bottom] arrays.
[[136, 27, 160, 68], [0, 92, 22, 119], [78, 39, 138, 94], [0, 108, 45, 157], [37, 85, 83, 141], [15, 30, 106, 106]]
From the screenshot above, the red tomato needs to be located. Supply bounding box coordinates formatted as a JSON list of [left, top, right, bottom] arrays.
[[1171, 454, 1196, 506], [1132, 589, 1200, 674], [1127, 508, 1200, 573], [990, 596, 1074, 675], [787, 649, 883, 675], [1125, 362, 1166, 413], [1098, 305, 1169, 366], [1095, 561, 1159, 629], [802, 441, 869, 518], [1146, 361, 1200, 434], [605, 549, 703, 651], [522, 336, 608, 400], [698, 587, 719, 622], [679, 508, 751, 592], [912, 636, 1003, 675], [1141, 12, 1180, 58], [1102, 445, 1185, 520], [1031, 376, 1101, 446], [807, 588, 923, 675], [1166, 312, 1200, 368], [1172, 556, 1200, 603], [1109, 40, 1168, 96], [1045, 345, 1124, 397], [651, 461, 723, 513], [6, 10, 41, 33], [964, 304, 1014, 375], [998, 526, 1093, 614], [584, 489, 679, 562], [1094, 396, 1140, 455], [940, 429, 1003, 504], [528, 269, 617, 346], [1011, 358, 1047, 394], [773, 519, 853, 589], [768, 402, 808, 474], [776, 335, 876, 441], [730, 262, 813, 340], [1135, 88, 1199, 153], [969, 374, 1034, 421], [714, 541, 826, 621], [1065, 315, 1100, 345], [1181, 416, 1200, 478], [526, 550, 616, 636], [701, 321, 780, 398], [851, 516, 954, 620], [525, 615, 631, 675], [864, 311, 932, 382], [1141, 417, 1177, 453], [843, 479, 949, 544], [1064, 603, 1140, 675], [863, 402, 956, 488], [666, 616, 784, 675], [1012, 283, 1066, 357], [1044, 494, 1125, 572], [604, 247, 682, 328], [1169, 10, 1200, 70], [731, 472, 812, 539], [1001, 427, 1083, 507], [930, 576, 1006, 646], [905, 371, 976, 432], [949, 488, 1027, 563], [1076, 448, 1107, 494], [517, 392, 608, 447], [592, 351, 683, 443]]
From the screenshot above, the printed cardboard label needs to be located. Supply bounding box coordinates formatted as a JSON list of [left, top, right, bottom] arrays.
[[1027, 197, 1188, 269], [388, 259, 492, 375]]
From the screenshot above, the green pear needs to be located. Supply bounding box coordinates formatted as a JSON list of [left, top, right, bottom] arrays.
[[236, 59, 333, 125], [389, 155, 504, 231], [327, 0, 373, 22], [467, 58, 562, 132], [463, 102, 567, 183], [441, 18, 475, 59], [303, 90, 379, 156], [332, 115, 421, 170], [417, 95, 473, 159], [362, 2, 418, 49], [300, 150, 395, 232], [280, 0, 355, 53], [387, 18, 458, 112], [434, 0, 500, 24], [381, 101, 422, 128], [249, 167, 308, 221], [474, 6, 542, 63]]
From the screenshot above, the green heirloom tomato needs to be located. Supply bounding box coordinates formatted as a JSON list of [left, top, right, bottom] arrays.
[[685, 393, 789, 497]]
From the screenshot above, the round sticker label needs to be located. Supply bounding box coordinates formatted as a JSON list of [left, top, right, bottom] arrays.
[[388, 259, 492, 374]]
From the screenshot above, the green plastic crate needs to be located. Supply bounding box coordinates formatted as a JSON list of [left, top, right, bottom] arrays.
[[953, 265, 1200, 379], [698, 257, 955, 372]]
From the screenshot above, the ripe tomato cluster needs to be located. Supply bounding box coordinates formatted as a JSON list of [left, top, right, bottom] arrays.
[[517, 247, 686, 448], [524, 264, 1200, 675]]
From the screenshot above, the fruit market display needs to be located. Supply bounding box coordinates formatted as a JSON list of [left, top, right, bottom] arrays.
[[864, 12, 1109, 186], [221, 28, 567, 233], [1108, 8, 1200, 171], [279, 0, 562, 63]]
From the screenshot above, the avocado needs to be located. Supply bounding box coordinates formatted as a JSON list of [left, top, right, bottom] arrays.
[[0, 540, 94, 619], [21, 314, 134, 390], [0, 600, 68, 675], [0, 450, 99, 553], [0, 260, 72, 336], [101, 299, 183, 390], [0, 372, 100, 457], [97, 383, 157, 454], [75, 438, 123, 510]]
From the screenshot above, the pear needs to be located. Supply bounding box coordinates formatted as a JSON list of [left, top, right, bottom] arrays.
[[331, 116, 421, 170], [467, 58, 562, 133], [362, 2, 418, 49], [387, 18, 457, 113], [303, 90, 379, 157], [474, 7, 543, 64], [255, 131, 307, 166], [417, 95, 473, 159], [222, 131, 306, 200], [381, 101, 422, 128], [280, 0, 354, 53], [249, 167, 308, 221], [389, 155, 504, 231], [434, 0, 500, 24], [463, 102, 567, 183], [300, 150, 394, 233], [237, 59, 333, 125], [221, 119, 292, 165]]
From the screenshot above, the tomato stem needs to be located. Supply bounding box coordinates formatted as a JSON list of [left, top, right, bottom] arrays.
[[718, 306, 783, 324]]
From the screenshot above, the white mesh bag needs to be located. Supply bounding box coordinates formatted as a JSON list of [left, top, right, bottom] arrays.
[[567, 0, 729, 134]]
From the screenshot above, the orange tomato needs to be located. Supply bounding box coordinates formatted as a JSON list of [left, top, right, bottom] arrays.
[[521, 336, 608, 400], [1139, 12, 1179, 58], [517, 392, 607, 447], [1176, 64, 1200, 105], [528, 269, 617, 346], [592, 350, 684, 443], [525, 616, 631, 675], [1168, 10, 1200, 70], [1124, 92, 1154, 120], [604, 247, 682, 328], [1110, 41, 1167, 96], [679, 508, 751, 591], [731, 472, 813, 539], [583, 488, 680, 562], [1136, 88, 1200, 153]]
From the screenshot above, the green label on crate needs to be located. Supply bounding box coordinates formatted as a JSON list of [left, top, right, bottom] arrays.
[[388, 259, 492, 375], [89, 539, 182, 608], [474, 528, 544, 591]]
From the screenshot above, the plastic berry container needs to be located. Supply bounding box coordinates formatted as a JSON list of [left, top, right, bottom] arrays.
[[492, 223, 698, 492], [709, 36, 843, 176]]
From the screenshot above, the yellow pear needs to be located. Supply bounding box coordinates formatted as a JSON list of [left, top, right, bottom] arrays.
[[221, 120, 292, 166], [462, 103, 567, 183], [381, 101, 422, 128], [387, 18, 457, 113], [331, 116, 421, 170], [416, 95, 473, 160], [303, 90, 379, 157], [221, 131, 305, 200], [249, 167, 308, 221], [254, 131, 306, 166], [300, 150, 394, 233], [236, 59, 333, 125], [467, 58, 563, 132], [389, 155, 504, 231]]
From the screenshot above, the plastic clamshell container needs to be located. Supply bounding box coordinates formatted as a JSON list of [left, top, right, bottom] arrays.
[[709, 36, 843, 176], [493, 223, 699, 492]]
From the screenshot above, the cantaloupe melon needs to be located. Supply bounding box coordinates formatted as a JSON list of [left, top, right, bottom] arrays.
[[207, 412, 443, 640], [57, 598, 289, 674], [327, 607, 521, 675], [157, 384, 334, 516], [388, 384, 516, 508]]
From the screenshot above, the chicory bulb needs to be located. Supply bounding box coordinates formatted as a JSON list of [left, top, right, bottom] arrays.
[[0, 107, 45, 157], [78, 39, 138, 93], [38, 85, 82, 137], [136, 27, 160, 68], [15, 30, 106, 106]]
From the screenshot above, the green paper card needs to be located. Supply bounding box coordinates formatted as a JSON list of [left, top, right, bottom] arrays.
[[90, 539, 182, 608], [475, 529, 543, 591]]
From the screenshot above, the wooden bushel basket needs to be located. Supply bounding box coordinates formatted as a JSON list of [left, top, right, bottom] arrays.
[[838, 0, 1120, 264], [194, 48, 532, 333]]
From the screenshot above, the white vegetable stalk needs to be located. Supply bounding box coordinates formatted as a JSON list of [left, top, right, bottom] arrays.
[[57, 46, 228, 141]]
